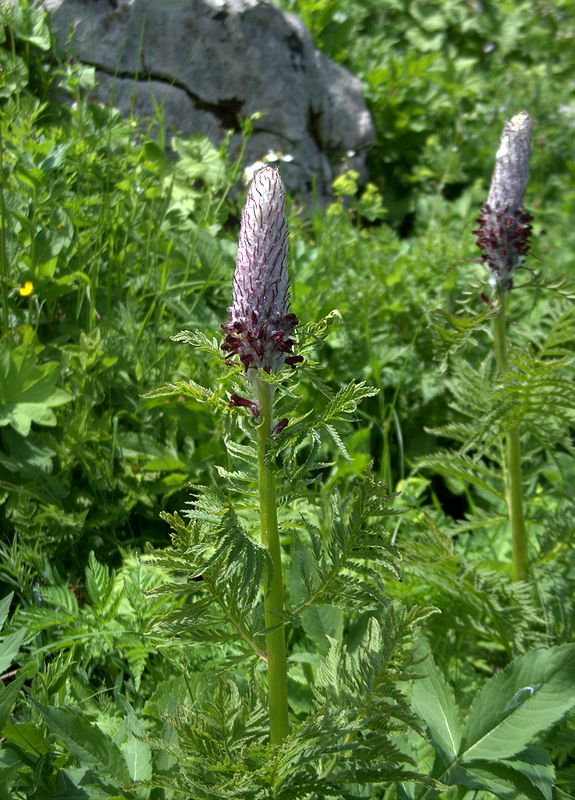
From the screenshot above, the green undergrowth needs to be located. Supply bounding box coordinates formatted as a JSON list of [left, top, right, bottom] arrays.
[[1, 1, 575, 798], [274, 0, 575, 239]]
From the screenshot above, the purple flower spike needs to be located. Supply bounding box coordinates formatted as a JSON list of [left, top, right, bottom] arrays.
[[221, 166, 301, 372], [474, 112, 533, 292]]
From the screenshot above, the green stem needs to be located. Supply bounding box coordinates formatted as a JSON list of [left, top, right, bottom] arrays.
[[492, 287, 528, 581], [255, 376, 289, 744]]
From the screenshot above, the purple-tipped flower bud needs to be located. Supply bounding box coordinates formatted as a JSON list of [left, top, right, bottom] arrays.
[[221, 166, 301, 372], [229, 393, 261, 418], [474, 111, 533, 291], [271, 417, 289, 436]]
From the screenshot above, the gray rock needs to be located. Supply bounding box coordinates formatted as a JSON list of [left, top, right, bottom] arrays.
[[39, 0, 375, 199]]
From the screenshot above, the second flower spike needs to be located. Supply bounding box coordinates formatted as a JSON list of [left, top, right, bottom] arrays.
[[474, 111, 533, 292], [221, 166, 302, 373]]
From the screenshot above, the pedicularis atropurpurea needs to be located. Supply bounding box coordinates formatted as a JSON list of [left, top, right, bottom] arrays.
[[222, 166, 302, 743], [475, 111, 533, 581]]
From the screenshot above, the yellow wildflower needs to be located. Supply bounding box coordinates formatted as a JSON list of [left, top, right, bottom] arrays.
[[18, 281, 34, 297]]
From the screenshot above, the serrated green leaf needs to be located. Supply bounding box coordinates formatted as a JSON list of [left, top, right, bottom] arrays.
[[412, 641, 461, 762], [431, 307, 491, 368], [323, 380, 378, 423], [119, 698, 152, 783], [501, 748, 555, 800], [301, 605, 343, 655], [6, 2, 51, 50], [323, 423, 351, 460], [288, 539, 320, 607], [0, 594, 13, 632], [0, 764, 21, 800], [0, 347, 72, 436], [555, 790, 575, 800], [0, 673, 25, 730], [85, 552, 115, 611], [61, 765, 117, 798], [1, 719, 50, 755], [40, 585, 79, 616], [451, 748, 554, 800], [142, 378, 229, 414], [0, 49, 28, 98], [0, 626, 27, 674], [460, 643, 575, 762], [35, 704, 130, 784], [417, 451, 504, 501]]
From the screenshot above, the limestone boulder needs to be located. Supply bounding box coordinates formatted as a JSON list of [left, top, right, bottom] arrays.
[[40, 0, 375, 198]]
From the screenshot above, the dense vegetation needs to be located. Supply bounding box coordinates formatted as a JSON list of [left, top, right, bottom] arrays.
[[1, 1, 574, 798]]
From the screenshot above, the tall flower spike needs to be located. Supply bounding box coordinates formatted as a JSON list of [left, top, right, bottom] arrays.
[[474, 111, 533, 291], [221, 166, 302, 373]]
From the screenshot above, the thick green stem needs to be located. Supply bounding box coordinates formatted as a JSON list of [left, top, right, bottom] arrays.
[[492, 287, 528, 581], [255, 376, 289, 744]]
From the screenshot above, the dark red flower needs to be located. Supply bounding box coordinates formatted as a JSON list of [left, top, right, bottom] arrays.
[[228, 393, 261, 418]]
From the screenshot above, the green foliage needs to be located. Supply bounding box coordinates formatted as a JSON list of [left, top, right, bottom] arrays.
[[0, 4, 247, 571], [406, 642, 575, 800], [1, 1, 575, 798], [0, 338, 72, 435], [273, 0, 575, 241], [288, 477, 402, 615], [0, 593, 27, 735]]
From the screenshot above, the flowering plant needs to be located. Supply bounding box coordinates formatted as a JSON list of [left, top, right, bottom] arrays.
[[474, 111, 533, 292]]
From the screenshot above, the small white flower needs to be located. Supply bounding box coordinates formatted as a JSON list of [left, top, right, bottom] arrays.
[[243, 160, 268, 185]]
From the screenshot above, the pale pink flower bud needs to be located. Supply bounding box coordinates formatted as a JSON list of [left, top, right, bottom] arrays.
[[474, 112, 533, 291], [221, 166, 302, 372]]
